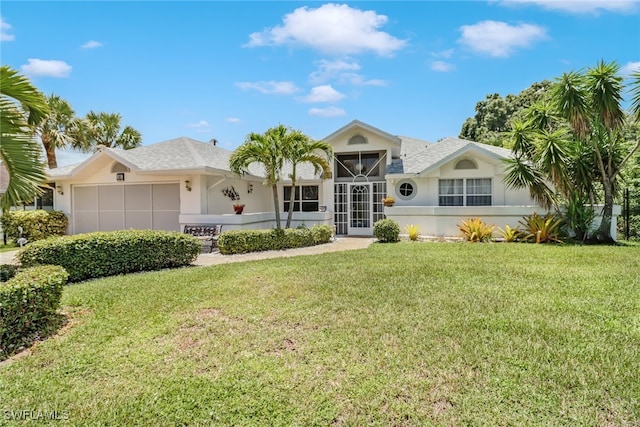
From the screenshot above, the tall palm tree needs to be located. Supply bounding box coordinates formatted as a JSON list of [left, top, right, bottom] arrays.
[[553, 60, 640, 242], [284, 135, 332, 228], [37, 94, 86, 169], [82, 111, 142, 150], [230, 125, 297, 229], [0, 65, 48, 211]]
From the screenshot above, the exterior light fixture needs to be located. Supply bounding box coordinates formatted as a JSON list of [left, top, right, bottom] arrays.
[[56, 185, 64, 195], [116, 173, 125, 181], [185, 180, 192, 192], [248, 183, 253, 194]]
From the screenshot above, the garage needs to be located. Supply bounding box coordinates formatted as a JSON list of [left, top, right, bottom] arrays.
[[72, 183, 180, 234]]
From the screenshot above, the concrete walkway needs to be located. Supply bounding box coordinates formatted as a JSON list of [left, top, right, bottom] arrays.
[[0, 237, 376, 267]]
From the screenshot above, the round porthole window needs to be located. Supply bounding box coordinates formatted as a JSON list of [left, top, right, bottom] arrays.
[[396, 180, 416, 200]]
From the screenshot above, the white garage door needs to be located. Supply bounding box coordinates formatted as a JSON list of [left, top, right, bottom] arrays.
[[72, 183, 180, 234]]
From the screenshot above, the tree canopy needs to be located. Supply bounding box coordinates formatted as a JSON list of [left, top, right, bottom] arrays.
[[459, 81, 552, 146]]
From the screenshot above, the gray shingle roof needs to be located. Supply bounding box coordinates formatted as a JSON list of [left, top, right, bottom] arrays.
[[391, 136, 513, 175]]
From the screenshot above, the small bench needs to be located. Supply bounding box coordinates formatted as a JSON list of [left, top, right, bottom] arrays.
[[183, 224, 222, 253]]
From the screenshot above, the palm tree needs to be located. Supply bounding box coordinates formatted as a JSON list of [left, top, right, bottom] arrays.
[[230, 125, 296, 229], [284, 135, 332, 228], [505, 61, 640, 243], [553, 61, 640, 242], [37, 94, 86, 169], [82, 111, 142, 150], [0, 65, 48, 211]]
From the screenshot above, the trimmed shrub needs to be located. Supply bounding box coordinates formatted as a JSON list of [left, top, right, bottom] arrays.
[[17, 230, 201, 283], [0, 265, 68, 360], [0, 264, 18, 282], [1, 210, 68, 242], [373, 219, 400, 243], [218, 225, 333, 255]]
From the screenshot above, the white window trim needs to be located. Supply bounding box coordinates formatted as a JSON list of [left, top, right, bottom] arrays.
[[438, 178, 492, 206]]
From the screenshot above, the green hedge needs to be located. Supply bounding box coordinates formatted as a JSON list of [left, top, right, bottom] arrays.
[[373, 219, 400, 243], [0, 265, 68, 360], [1, 210, 68, 242], [17, 230, 201, 283], [218, 225, 333, 255]]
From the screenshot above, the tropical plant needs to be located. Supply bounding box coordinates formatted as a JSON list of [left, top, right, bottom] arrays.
[[405, 224, 421, 241], [458, 218, 495, 242], [82, 111, 142, 151], [519, 213, 564, 244], [562, 192, 596, 242], [497, 224, 522, 242], [505, 62, 640, 243], [230, 125, 289, 229], [283, 129, 332, 228], [0, 65, 48, 212], [36, 94, 86, 169], [550, 61, 640, 242]]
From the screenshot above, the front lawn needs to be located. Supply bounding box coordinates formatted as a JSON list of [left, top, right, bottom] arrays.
[[1, 243, 638, 425]]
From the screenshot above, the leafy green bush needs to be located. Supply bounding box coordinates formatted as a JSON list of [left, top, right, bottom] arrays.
[[218, 225, 332, 255], [562, 193, 596, 242], [373, 219, 400, 243], [0, 264, 18, 282], [0, 265, 68, 360], [17, 230, 201, 283], [0, 210, 68, 242], [458, 218, 495, 242], [519, 213, 564, 243]]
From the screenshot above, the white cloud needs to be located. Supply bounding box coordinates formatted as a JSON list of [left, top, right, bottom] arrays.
[[235, 81, 300, 95], [431, 61, 456, 72], [339, 73, 388, 86], [187, 120, 212, 133], [81, 40, 103, 49], [310, 59, 361, 84], [21, 59, 72, 78], [621, 61, 640, 76], [301, 85, 346, 103], [431, 49, 455, 59], [225, 117, 241, 123], [308, 106, 347, 117], [497, 0, 638, 14], [1, 17, 15, 41], [458, 20, 547, 57], [187, 120, 210, 128], [309, 59, 387, 86], [245, 3, 407, 56]]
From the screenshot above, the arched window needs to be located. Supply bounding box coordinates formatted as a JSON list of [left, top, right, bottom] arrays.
[[111, 162, 130, 173], [454, 159, 477, 170], [348, 134, 367, 145]]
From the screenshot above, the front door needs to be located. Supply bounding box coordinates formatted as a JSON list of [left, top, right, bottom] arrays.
[[348, 183, 372, 236]]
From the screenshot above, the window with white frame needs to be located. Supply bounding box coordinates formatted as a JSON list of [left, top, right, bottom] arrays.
[[438, 178, 492, 206], [284, 185, 319, 212]]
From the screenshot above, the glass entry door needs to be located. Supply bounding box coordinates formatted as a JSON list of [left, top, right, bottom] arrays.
[[348, 183, 372, 236]]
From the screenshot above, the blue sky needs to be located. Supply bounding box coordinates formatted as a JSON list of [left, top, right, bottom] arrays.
[[2, 1, 639, 166]]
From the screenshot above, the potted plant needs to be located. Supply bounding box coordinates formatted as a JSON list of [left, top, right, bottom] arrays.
[[233, 204, 245, 214], [381, 196, 395, 207]]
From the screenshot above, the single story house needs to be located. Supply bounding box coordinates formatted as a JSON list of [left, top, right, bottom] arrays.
[[47, 120, 619, 238]]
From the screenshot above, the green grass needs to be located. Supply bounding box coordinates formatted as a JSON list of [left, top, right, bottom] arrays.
[[1, 242, 639, 426], [0, 241, 18, 253]]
